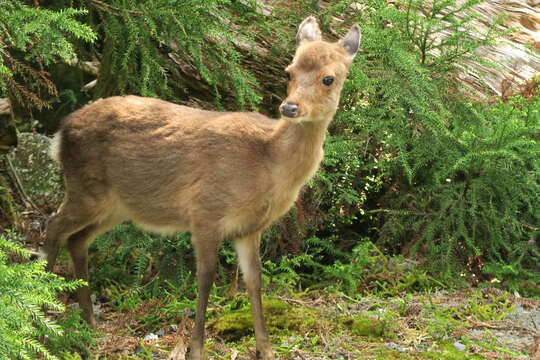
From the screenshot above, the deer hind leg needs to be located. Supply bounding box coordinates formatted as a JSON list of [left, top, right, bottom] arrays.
[[187, 230, 221, 360], [235, 232, 274, 360], [67, 215, 121, 328], [43, 196, 100, 272]]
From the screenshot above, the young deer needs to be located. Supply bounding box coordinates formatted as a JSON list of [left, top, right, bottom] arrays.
[[43, 16, 360, 360]]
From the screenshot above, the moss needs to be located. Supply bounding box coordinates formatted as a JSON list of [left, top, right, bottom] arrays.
[[208, 298, 320, 341], [341, 314, 393, 339], [209, 309, 253, 340], [417, 343, 483, 359], [363, 343, 481, 359], [10, 133, 63, 207]]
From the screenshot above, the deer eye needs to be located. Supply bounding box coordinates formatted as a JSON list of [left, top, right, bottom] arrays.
[[322, 76, 334, 86], [285, 71, 291, 81]]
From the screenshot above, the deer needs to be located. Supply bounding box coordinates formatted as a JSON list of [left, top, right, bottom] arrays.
[[42, 16, 360, 360]]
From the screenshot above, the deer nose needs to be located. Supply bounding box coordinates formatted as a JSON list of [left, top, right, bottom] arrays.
[[280, 102, 299, 118]]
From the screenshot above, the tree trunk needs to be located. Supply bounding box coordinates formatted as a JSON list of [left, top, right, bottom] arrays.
[[0, 99, 18, 230], [0, 168, 18, 230]]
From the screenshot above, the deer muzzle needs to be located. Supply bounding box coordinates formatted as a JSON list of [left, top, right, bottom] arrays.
[[279, 102, 300, 118]]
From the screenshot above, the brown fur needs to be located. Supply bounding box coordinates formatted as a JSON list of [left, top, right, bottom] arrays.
[[44, 16, 360, 360]]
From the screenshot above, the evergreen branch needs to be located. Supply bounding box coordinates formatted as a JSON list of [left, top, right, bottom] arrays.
[[87, 0, 142, 15]]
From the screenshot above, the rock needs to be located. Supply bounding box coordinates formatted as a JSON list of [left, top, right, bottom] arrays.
[[470, 329, 484, 337], [453, 341, 466, 351], [143, 333, 159, 341], [386, 342, 410, 352], [9, 133, 63, 207]]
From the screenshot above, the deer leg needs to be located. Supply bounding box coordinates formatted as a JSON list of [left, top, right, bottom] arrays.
[[66, 225, 96, 327], [235, 233, 274, 360], [43, 200, 95, 272], [187, 233, 220, 360], [66, 216, 120, 328]]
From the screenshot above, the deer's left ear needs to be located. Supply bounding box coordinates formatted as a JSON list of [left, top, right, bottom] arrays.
[[339, 24, 361, 59], [296, 16, 322, 45]]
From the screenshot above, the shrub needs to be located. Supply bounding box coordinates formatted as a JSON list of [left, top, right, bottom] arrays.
[[341, 0, 540, 280], [0, 231, 91, 359], [277, 0, 538, 287]]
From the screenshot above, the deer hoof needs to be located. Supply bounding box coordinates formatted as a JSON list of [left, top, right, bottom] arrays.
[[186, 346, 202, 360], [256, 349, 275, 360], [82, 313, 97, 329]]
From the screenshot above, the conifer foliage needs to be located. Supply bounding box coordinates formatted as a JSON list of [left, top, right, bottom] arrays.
[[328, 0, 540, 281], [0, 0, 96, 110], [86, 0, 262, 108], [0, 232, 85, 360]]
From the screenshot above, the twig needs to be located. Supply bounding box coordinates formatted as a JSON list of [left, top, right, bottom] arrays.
[[522, 223, 540, 231], [469, 319, 539, 335], [363, 136, 371, 157], [228, 262, 239, 298], [531, 314, 539, 332], [4, 155, 43, 215], [294, 350, 307, 360]]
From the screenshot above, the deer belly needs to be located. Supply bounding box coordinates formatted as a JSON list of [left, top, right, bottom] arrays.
[[114, 197, 191, 235], [219, 200, 272, 238]]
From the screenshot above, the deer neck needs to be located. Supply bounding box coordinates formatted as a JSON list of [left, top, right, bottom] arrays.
[[270, 117, 331, 188]]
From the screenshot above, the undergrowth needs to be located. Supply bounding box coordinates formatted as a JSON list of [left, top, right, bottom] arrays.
[[0, 231, 95, 360]]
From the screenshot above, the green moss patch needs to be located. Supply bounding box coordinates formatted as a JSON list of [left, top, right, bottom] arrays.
[[341, 313, 395, 339], [208, 298, 320, 341]]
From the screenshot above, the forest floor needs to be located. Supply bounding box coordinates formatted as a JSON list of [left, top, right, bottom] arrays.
[[83, 286, 540, 359]]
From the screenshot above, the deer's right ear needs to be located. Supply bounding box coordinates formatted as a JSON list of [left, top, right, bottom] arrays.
[[296, 16, 322, 45]]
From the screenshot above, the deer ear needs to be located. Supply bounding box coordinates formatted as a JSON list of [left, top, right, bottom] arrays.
[[339, 24, 361, 59], [296, 16, 322, 45]]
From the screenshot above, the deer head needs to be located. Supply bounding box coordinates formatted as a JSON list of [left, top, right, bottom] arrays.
[[280, 16, 361, 122]]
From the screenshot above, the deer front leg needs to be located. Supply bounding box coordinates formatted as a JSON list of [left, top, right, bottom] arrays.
[[66, 216, 120, 328], [235, 233, 274, 360], [67, 226, 97, 328], [187, 234, 220, 360]]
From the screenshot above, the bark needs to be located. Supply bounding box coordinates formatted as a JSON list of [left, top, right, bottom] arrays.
[[450, 0, 540, 97], [0, 99, 16, 152], [0, 99, 18, 230]]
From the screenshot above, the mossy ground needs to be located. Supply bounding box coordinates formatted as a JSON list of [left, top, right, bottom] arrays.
[[88, 289, 536, 359], [208, 298, 320, 341]]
